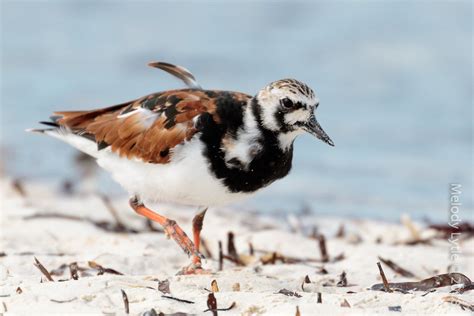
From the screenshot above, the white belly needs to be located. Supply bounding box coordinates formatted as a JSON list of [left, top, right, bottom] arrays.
[[95, 137, 252, 206]]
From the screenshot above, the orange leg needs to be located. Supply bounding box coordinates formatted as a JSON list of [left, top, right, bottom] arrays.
[[129, 197, 203, 261], [191, 208, 208, 265]]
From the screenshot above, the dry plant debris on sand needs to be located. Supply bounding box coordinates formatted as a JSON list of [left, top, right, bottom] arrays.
[[0, 178, 473, 315]]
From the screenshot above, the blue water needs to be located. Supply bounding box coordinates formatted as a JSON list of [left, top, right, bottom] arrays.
[[1, 1, 472, 221]]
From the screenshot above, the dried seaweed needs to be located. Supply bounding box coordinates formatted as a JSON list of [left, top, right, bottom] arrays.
[[332, 253, 345, 262], [33, 257, 54, 282], [388, 306, 402, 312], [455, 283, 474, 294], [337, 271, 347, 287], [223, 255, 245, 266], [317, 234, 329, 263], [249, 242, 254, 255], [146, 219, 164, 233], [158, 279, 171, 294], [206, 293, 218, 316], [50, 263, 68, 276], [143, 309, 158, 316], [50, 297, 77, 303], [371, 273, 471, 292], [276, 289, 302, 298], [203, 293, 237, 315], [218, 241, 223, 271], [340, 299, 351, 308], [162, 295, 195, 304], [99, 194, 128, 232], [200, 238, 213, 259], [88, 261, 123, 275], [24, 212, 139, 234], [12, 178, 27, 197], [223, 231, 246, 266], [316, 266, 328, 275], [443, 296, 474, 311], [69, 262, 79, 280], [335, 224, 345, 238], [121, 289, 129, 314], [422, 289, 436, 296], [211, 280, 219, 293], [260, 252, 318, 265], [429, 223, 474, 238], [378, 256, 416, 278], [376, 262, 392, 292], [227, 232, 238, 258], [301, 275, 311, 291]]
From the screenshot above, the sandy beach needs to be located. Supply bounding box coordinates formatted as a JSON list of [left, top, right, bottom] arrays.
[[0, 177, 473, 315]]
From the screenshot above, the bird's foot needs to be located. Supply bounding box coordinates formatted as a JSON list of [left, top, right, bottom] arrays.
[[163, 219, 204, 260], [176, 260, 211, 275]]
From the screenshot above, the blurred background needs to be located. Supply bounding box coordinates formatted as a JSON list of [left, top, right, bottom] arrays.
[[1, 1, 472, 221]]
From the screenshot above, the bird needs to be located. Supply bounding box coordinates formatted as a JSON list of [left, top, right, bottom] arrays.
[[29, 61, 334, 274]]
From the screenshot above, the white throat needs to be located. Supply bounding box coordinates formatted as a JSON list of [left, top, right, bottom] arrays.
[[278, 130, 303, 150]]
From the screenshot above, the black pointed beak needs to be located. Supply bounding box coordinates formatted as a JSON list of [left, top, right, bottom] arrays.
[[303, 115, 334, 146]]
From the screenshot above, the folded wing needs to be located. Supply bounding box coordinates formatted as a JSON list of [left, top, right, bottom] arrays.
[[52, 90, 218, 163]]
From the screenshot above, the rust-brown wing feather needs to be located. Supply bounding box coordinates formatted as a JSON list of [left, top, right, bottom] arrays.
[[52, 90, 236, 163]]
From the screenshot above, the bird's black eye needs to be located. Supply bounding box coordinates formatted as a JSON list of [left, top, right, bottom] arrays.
[[280, 98, 293, 109]]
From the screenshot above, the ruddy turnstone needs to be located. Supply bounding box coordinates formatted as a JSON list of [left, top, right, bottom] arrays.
[[29, 62, 334, 274]]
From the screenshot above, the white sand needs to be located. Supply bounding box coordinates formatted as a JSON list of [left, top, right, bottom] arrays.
[[1, 178, 473, 315]]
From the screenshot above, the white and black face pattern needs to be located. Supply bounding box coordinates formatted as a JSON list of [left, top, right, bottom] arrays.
[[257, 79, 317, 132], [256, 79, 334, 148]]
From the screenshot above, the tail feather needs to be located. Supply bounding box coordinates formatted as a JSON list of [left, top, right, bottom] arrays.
[[39, 121, 60, 127]]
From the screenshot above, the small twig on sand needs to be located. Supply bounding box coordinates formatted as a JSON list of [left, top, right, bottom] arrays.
[[340, 299, 351, 308], [201, 238, 213, 259], [206, 293, 218, 316], [276, 289, 302, 298], [204, 301, 236, 313], [218, 241, 223, 271], [443, 296, 474, 311], [121, 289, 129, 314], [50, 297, 77, 303], [145, 219, 163, 233], [158, 279, 170, 294], [378, 256, 416, 278], [336, 224, 345, 238], [249, 242, 254, 255], [227, 232, 237, 257], [211, 280, 219, 293], [337, 271, 348, 287], [24, 212, 139, 234], [162, 295, 195, 304], [33, 257, 54, 282], [317, 234, 329, 263], [377, 262, 392, 292], [99, 194, 122, 225], [88, 261, 124, 275], [11, 178, 27, 197], [69, 262, 79, 280], [317, 292, 322, 303], [301, 275, 311, 291]]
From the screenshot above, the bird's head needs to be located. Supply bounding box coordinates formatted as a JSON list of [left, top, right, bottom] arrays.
[[254, 79, 334, 148]]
